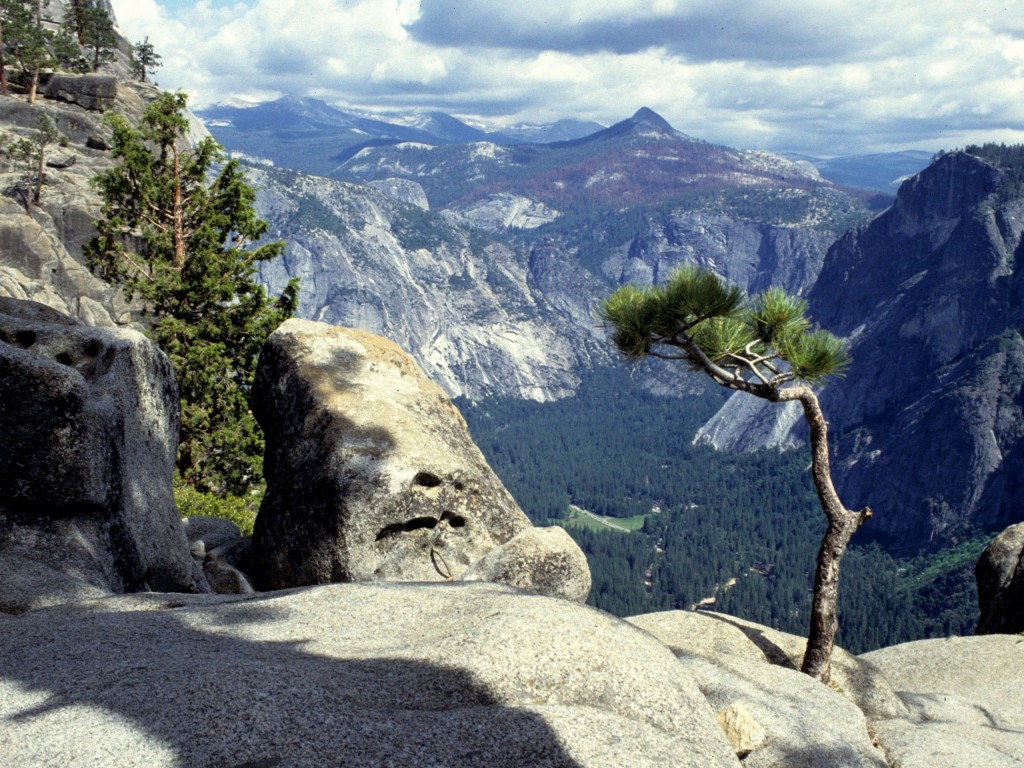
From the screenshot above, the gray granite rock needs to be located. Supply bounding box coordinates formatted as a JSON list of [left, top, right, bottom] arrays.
[[461, 526, 591, 602], [202, 559, 255, 594], [628, 611, 889, 767], [662, 610, 908, 721], [0, 299, 198, 612], [250, 320, 589, 600], [182, 516, 242, 554], [0, 582, 740, 768], [862, 634, 1024, 766], [975, 522, 1024, 634], [45, 74, 118, 112]]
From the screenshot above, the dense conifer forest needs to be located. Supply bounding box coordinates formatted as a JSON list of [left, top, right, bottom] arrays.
[[457, 368, 984, 652]]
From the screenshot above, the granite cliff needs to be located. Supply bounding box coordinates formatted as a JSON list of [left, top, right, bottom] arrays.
[[698, 150, 1024, 551], [238, 105, 871, 400]]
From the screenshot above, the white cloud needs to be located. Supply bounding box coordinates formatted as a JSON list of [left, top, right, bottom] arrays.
[[109, 0, 1024, 155]]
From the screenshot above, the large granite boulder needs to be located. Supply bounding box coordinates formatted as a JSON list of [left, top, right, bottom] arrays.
[[45, 74, 118, 112], [863, 635, 1024, 767], [628, 611, 892, 766], [250, 319, 589, 599], [0, 582, 739, 768], [0, 298, 199, 612], [975, 522, 1024, 634]]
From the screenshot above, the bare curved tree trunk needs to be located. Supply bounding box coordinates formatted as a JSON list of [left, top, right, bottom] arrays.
[[776, 386, 872, 682]]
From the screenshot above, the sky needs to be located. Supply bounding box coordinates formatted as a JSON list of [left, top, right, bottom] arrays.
[[108, 0, 1024, 157]]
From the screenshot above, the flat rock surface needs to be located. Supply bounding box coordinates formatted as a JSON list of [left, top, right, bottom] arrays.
[[863, 634, 1024, 766], [0, 582, 739, 768], [631, 610, 907, 721], [628, 611, 888, 767]]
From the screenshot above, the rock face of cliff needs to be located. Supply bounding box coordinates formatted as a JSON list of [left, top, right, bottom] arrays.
[[248, 120, 867, 401], [698, 151, 1024, 551], [0, 82, 158, 324]]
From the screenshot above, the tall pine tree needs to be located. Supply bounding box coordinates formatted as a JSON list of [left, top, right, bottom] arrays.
[[86, 92, 299, 495]]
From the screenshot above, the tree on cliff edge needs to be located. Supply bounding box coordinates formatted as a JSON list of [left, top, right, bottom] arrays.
[[599, 266, 871, 683], [86, 92, 299, 495]]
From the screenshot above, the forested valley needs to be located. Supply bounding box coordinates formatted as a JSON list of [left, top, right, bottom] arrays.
[[457, 367, 985, 653]]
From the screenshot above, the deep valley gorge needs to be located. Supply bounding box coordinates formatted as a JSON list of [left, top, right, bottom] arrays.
[[2, 2, 1024, 765], [196, 96, 1024, 646]]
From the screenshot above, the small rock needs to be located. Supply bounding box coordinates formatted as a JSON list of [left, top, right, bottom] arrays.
[[208, 537, 253, 573], [183, 516, 242, 553], [203, 560, 255, 595], [461, 526, 591, 602], [45, 155, 76, 170], [717, 703, 766, 757], [45, 74, 117, 112], [85, 135, 109, 151]]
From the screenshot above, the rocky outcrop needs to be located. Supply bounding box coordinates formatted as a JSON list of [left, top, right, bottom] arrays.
[[0, 583, 740, 768], [182, 517, 255, 595], [365, 177, 429, 210], [250, 319, 590, 598], [626, 610, 901, 765], [0, 298, 199, 613], [0, 80, 163, 326], [863, 634, 1024, 767], [697, 151, 1024, 552], [7, 581, 1015, 768], [45, 74, 118, 112], [975, 522, 1024, 634], [457, 193, 560, 230]]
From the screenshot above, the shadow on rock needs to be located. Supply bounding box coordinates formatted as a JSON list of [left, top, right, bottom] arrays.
[[0, 592, 586, 768]]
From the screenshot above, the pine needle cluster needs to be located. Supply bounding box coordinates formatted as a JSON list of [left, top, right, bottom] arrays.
[[599, 265, 848, 391]]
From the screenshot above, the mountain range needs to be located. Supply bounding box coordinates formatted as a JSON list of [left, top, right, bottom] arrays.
[[196, 101, 1024, 559], [198, 97, 931, 194], [242, 105, 875, 402], [1, 67, 1014, 567], [699, 147, 1024, 552]]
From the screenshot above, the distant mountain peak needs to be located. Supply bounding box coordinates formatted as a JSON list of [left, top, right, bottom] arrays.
[[555, 106, 683, 147], [629, 107, 675, 134]]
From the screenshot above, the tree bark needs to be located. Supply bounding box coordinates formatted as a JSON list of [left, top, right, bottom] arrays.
[[172, 144, 186, 269], [27, 65, 38, 104], [775, 386, 871, 682], [27, 0, 41, 104], [33, 142, 43, 205], [0, 19, 8, 96]]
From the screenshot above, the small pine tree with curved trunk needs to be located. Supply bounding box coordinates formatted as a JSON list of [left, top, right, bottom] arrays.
[[131, 36, 161, 82], [85, 91, 299, 496], [599, 265, 871, 683]]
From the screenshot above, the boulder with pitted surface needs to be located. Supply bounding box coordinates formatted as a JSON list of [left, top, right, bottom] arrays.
[[250, 319, 590, 600], [0, 297, 200, 613]]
